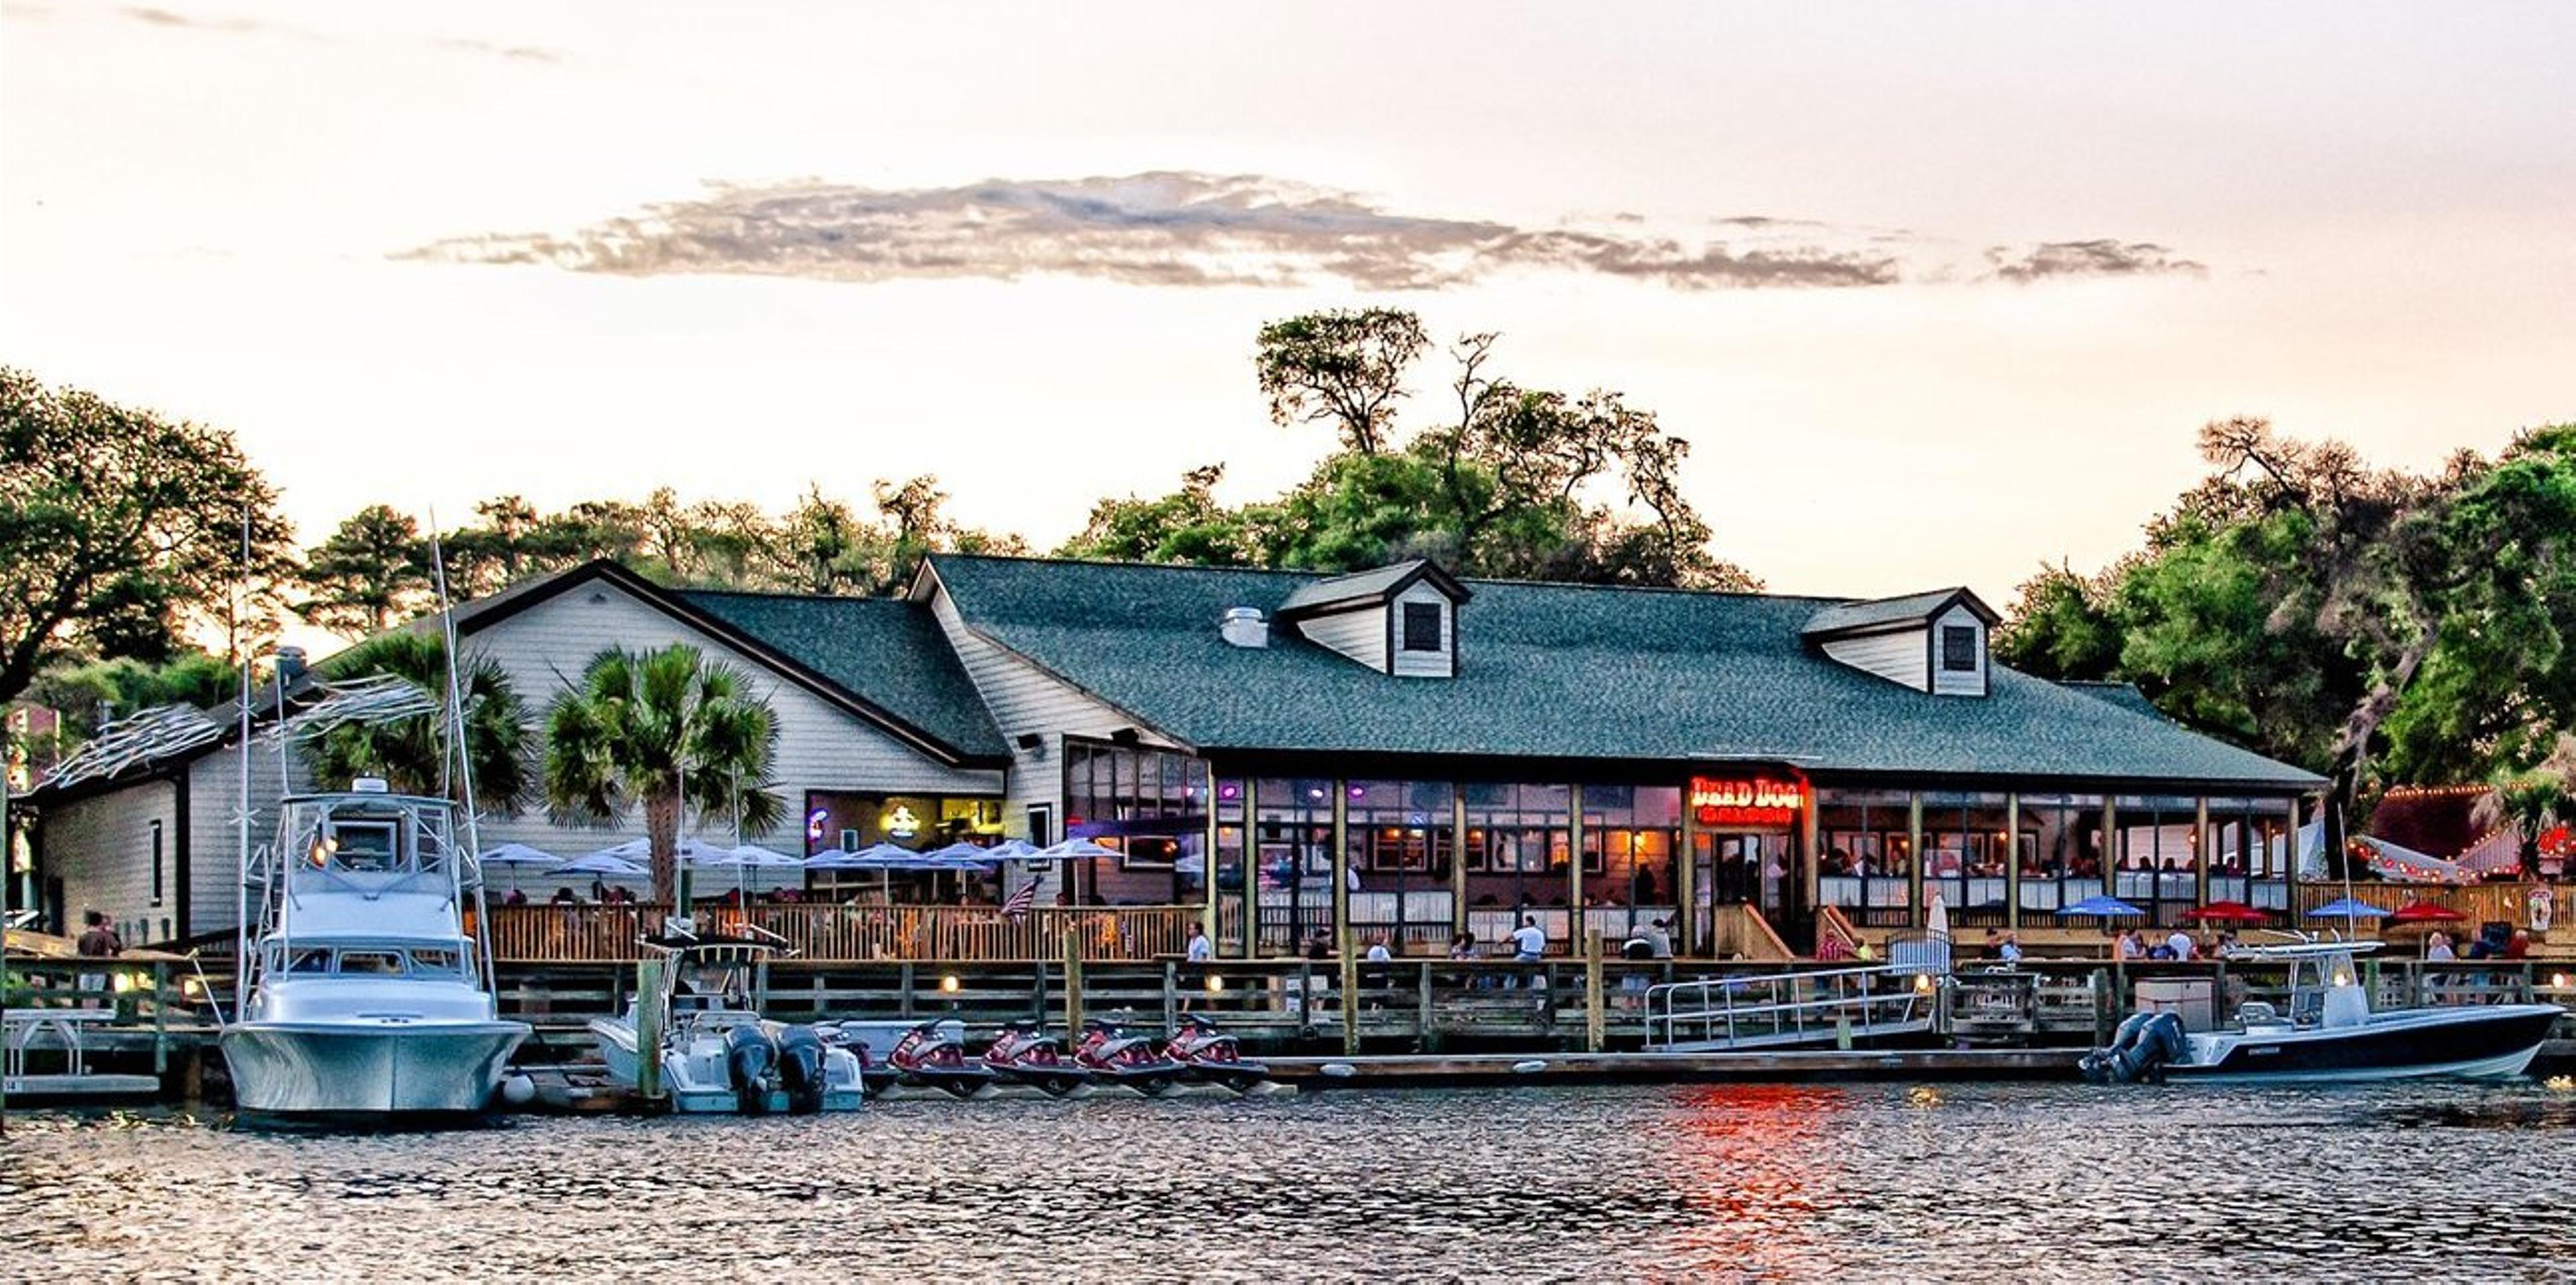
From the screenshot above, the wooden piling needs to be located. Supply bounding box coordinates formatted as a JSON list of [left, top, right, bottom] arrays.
[[1416, 961, 1437, 1053], [1338, 921, 1360, 1056], [635, 958, 665, 1100], [1585, 930, 1605, 1054], [1062, 931, 1085, 1034]]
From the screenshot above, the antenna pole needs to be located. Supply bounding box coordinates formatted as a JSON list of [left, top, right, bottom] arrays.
[[428, 518, 496, 992]]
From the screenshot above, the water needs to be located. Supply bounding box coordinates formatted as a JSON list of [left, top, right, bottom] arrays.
[[6, 1082, 2575, 1282]]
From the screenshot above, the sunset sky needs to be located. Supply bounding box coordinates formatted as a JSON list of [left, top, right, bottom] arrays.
[[4, 1, 2570, 607]]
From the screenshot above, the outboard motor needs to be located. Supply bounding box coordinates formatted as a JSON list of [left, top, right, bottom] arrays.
[[2080, 1011, 2187, 1085], [724, 1023, 780, 1115], [773, 1024, 828, 1115]]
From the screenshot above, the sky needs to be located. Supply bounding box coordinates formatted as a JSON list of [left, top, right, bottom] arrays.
[[3, 1, 2571, 608]]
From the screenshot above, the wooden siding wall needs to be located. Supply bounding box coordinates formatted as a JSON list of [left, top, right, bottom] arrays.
[[40, 779, 180, 944], [1295, 604, 1389, 673], [925, 583, 1171, 862], [1930, 603, 1989, 697], [186, 740, 311, 938], [1389, 581, 1455, 679], [1821, 628, 1929, 691], [468, 581, 1002, 861]]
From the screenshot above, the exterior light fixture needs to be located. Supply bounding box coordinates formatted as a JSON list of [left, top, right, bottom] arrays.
[[1205, 975, 1226, 993], [940, 974, 961, 993]]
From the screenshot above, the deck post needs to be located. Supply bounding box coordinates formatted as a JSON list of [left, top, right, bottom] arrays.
[[1162, 959, 1179, 1033], [1332, 779, 1351, 961], [899, 962, 916, 1019], [1585, 930, 1605, 1053], [1203, 766, 1220, 952], [1239, 778, 1260, 960], [2003, 794, 2022, 933], [635, 958, 665, 1100], [1061, 930, 1084, 1035], [1568, 784, 1586, 941], [2194, 797, 2212, 910], [1907, 793, 1926, 930], [1676, 791, 1699, 957], [1450, 788, 1469, 938]]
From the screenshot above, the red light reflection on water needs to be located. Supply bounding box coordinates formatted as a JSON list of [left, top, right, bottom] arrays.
[[1654, 1084, 1851, 1278]]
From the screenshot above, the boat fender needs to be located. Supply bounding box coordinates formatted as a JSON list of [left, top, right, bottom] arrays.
[[774, 1025, 829, 1115], [725, 1023, 779, 1116], [498, 1074, 537, 1107]]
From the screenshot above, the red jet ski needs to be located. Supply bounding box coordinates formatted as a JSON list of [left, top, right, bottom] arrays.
[[884, 1019, 998, 1099], [983, 1022, 1091, 1097], [1163, 1014, 1269, 1093], [1074, 1019, 1186, 1096]]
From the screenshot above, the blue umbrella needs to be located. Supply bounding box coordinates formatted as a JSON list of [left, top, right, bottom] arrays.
[[2058, 895, 2146, 917], [2307, 897, 2392, 919]]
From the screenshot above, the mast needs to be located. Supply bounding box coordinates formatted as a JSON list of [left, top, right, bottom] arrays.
[[428, 521, 497, 993], [234, 508, 254, 1016]]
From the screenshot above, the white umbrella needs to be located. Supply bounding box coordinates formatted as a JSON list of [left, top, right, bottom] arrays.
[[984, 838, 1044, 861], [922, 840, 998, 867], [716, 844, 805, 868], [555, 852, 649, 877], [589, 836, 730, 864], [477, 842, 561, 895], [1030, 838, 1119, 861]]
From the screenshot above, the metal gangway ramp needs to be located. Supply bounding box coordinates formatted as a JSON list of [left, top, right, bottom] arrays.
[[1644, 964, 1937, 1052]]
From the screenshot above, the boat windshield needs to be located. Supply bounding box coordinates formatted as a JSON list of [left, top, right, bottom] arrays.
[[265, 943, 476, 980]]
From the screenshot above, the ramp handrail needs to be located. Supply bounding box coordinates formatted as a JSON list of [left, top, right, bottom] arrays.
[[1645, 964, 1929, 1050]]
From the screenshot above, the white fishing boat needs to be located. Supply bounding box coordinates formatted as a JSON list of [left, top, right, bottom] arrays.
[[222, 781, 530, 1121], [2086, 938, 2562, 1084], [589, 929, 865, 1114]]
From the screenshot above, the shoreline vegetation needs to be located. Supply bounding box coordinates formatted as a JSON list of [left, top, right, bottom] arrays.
[[3, 319, 2573, 852]]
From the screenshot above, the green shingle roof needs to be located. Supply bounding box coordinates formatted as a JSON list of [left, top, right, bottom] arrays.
[[1803, 587, 1995, 637], [676, 590, 1008, 762], [926, 554, 2322, 791]]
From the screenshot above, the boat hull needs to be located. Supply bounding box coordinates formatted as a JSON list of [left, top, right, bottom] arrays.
[[2168, 1005, 2560, 1084], [221, 1020, 528, 1121]]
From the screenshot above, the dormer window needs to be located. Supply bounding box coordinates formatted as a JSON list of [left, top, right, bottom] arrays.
[[1274, 559, 1470, 679], [1803, 587, 1999, 696], [1941, 625, 1977, 673], [1401, 602, 1442, 653]]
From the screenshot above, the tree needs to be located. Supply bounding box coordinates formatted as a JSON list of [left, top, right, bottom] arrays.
[[304, 631, 533, 814], [0, 368, 288, 707], [2475, 733, 2576, 877], [296, 504, 431, 637], [1255, 308, 1429, 455], [540, 643, 782, 905]]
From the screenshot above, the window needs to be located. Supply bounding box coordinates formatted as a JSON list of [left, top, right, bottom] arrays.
[[1941, 625, 1978, 673], [1401, 601, 1442, 653], [149, 819, 164, 907]]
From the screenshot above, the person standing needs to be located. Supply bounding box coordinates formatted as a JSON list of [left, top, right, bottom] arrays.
[[1511, 914, 1548, 961], [2166, 928, 2197, 961], [75, 910, 123, 958]]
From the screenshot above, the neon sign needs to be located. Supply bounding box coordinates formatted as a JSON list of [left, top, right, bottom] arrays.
[[1689, 776, 1807, 828], [882, 805, 922, 840], [806, 808, 830, 842]]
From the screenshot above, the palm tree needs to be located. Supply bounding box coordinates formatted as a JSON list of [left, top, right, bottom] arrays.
[[2476, 733, 2576, 878], [541, 643, 782, 905], [305, 631, 533, 814]]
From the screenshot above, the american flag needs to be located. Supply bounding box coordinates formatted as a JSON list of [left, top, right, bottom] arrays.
[[1001, 879, 1037, 919]]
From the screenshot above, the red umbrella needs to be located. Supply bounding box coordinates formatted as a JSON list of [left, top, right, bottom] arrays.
[[2184, 901, 2271, 924], [2388, 901, 2465, 923]]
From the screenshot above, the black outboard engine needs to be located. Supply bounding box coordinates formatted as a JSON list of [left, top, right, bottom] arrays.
[[724, 1022, 780, 1115], [2080, 1011, 2187, 1084], [774, 1024, 828, 1115]]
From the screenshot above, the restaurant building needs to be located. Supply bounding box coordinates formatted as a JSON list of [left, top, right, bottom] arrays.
[[26, 553, 2322, 958]]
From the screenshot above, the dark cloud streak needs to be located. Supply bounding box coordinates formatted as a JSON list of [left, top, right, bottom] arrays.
[[406, 172, 2204, 293]]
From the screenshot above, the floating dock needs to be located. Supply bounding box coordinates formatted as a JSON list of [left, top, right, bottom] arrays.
[[1268, 1047, 2082, 1089]]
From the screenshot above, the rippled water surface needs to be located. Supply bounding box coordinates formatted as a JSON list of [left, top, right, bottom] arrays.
[[7, 1082, 2576, 1282]]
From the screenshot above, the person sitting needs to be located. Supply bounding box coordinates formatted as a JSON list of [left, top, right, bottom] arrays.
[[549, 887, 578, 905], [503, 887, 529, 905]]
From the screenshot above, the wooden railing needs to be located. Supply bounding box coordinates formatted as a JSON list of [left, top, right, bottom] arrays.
[[2293, 881, 2576, 930], [486, 903, 1200, 963]]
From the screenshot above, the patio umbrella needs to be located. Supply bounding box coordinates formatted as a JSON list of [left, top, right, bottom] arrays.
[[555, 852, 649, 878], [2306, 897, 2392, 919], [2183, 901, 2270, 924], [983, 839, 1044, 862], [478, 843, 561, 894], [2058, 895, 2146, 918], [1032, 838, 1119, 861], [2387, 901, 2464, 924], [922, 840, 999, 867]]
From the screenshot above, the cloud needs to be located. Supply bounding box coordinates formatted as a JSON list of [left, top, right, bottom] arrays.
[[435, 36, 562, 63], [405, 172, 2207, 294], [1985, 239, 2206, 283], [404, 172, 1906, 291], [120, 5, 259, 32]]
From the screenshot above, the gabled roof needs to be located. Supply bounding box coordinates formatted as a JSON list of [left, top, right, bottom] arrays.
[[926, 553, 2322, 791], [1803, 587, 2000, 640], [674, 590, 1008, 762], [2056, 680, 2167, 722], [1275, 559, 1470, 620], [455, 560, 1006, 767]]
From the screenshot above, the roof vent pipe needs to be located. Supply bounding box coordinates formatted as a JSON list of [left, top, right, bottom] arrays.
[[1220, 607, 1269, 649]]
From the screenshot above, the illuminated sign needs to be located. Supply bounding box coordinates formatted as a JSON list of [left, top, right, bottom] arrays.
[[805, 808, 830, 842], [882, 804, 922, 840], [1689, 776, 1807, 828]]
